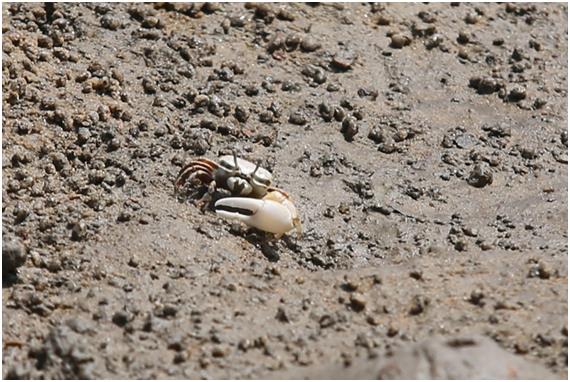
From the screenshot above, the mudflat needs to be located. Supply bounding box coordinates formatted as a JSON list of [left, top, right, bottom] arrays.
[[2, 3, 567, 379]]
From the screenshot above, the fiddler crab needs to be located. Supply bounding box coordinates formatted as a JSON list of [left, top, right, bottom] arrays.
[[175, 153, 302, 239]]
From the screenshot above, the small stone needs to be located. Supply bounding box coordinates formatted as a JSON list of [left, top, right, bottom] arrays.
[[369, 203, 392, 215], [350, 293, 367, 312], [289, 110, 307, 125], [376, 14, 391, 25], [514, 341, 529, 354], [378, 139, 397, 154], [142, 16, 160, 28], [387, 325, 399, 337], [462, 227, 478, 237], [535, 334, 555, 347], [173, 352, 187, 364], [528, 262, 551, 279], [211, 346, 228, 358], [409, 270, 423, 280], [409, 295, 429, 315], [319, 314, 335, 328], [101, 15, 121, 30], [508, 86, 527, 102], [469, 289, 485, 306], [3, 240, 26, 276], [469, 77, 500, 95], [275, 307, 290, 323], [77, 128, 91, 145], [117, 210, 132, 222], [71, 221, 87, 241], [338, 202, 350, 214], [478, 240, 494, 251], [300, 37, 321, 52], [464, 12, 480, 24], [341, 117, 358, 142], [390, 34, 411, 49], [319, 103, 334, 122], [331, 51, 356, 71], [493, 38, 504, 46], [467, 163, 493, 188], [301, 64, 327, 84], [128, 256, 139, 268], [454, 239, 468, 251], [112, 311, 131, 327], [234, 105, 249, 123], [457, 31, 470, 44]]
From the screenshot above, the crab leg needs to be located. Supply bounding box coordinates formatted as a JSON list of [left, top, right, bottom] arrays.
[[214, 197, 296, 236]]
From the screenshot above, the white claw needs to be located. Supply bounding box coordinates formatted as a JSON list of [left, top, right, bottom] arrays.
[[215, 197, 295, 235]]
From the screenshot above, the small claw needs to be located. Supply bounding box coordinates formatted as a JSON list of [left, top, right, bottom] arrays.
[[214, 197, 295, 235]]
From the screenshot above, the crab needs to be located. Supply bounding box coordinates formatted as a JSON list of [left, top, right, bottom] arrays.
[[175, 153, 302, 238]]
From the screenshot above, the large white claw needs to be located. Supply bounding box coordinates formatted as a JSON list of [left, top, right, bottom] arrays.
[[214, 197, 294, 235]]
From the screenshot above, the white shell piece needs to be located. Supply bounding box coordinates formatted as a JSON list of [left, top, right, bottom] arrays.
[[214, 197, 294, 235]]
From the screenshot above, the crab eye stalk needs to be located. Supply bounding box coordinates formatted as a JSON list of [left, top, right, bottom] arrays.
[[233, 151, 239, 169], [251, 160, 261, 178]]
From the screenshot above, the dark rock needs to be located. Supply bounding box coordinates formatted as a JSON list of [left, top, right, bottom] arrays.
[[469, 289, 485, 307], [341, 117, 359, 141], [508, 86, 527, 102], [408, 295, 429, 315], [469, 77, 500, 95], [467, 163, 493, 188]]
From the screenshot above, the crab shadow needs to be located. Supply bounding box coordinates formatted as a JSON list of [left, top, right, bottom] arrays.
[[240, 232, 280, 262]]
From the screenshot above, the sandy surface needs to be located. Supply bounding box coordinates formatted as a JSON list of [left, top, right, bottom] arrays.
[[2, 2, 568, 379]]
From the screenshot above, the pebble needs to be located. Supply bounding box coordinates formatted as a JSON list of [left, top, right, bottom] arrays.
[[100, 15, 121, 30], [70, 221, 87, 241], [409, 270, 423, 280], [508, 86, 527, 102], [390, 34, 411, 49], [409, 295, 429, 315], [467, 163, 493, 188], [301, 65, 327, 84], [528, 262, 551, 279], [469, 289, 485, 306], [469, 76, 500, 94], [349, 293, 367, 312], [340, 117, 359, 141], [300, 37, 321, 52], [211, 346, 228, 358], [3, 239, 27, 276], [333, 106, 346, 121], [319, 103, 334, 122], [457, 31, 470, 44], [319, 314, 336, 328], [376, 14, 391, 25], [454, 239, 468, 251], [331, 51, 356, 71], [464, 12, 481, 24], [112, 310, 131, 327], [275, 307, 290, 323], [289, 110, 307, 125]]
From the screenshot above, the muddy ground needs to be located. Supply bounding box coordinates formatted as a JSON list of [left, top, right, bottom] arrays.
[[2, 2, 568, 379]]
